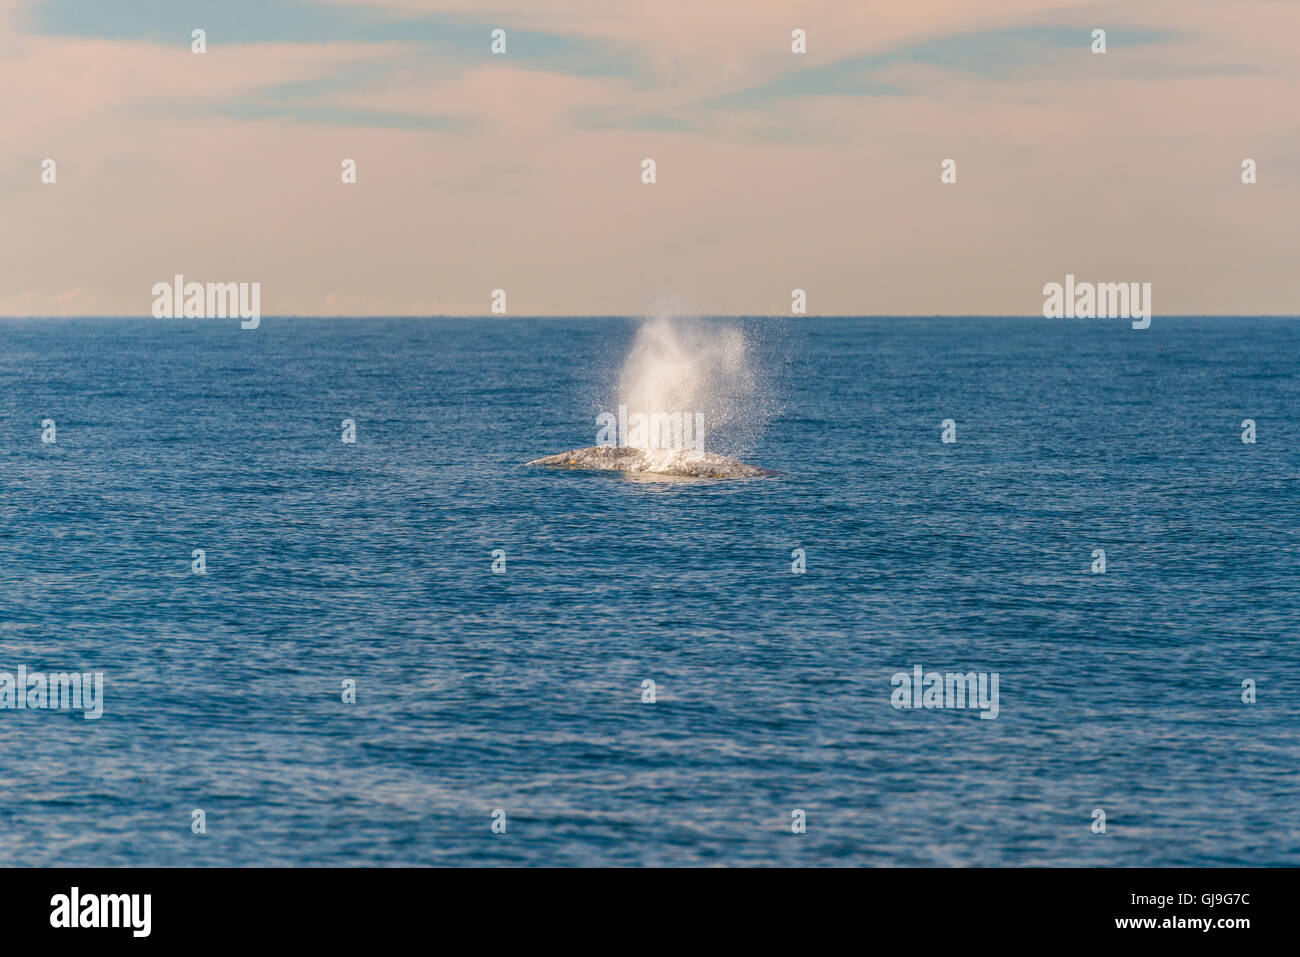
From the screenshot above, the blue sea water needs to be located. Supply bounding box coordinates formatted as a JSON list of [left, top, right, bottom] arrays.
[[0, 315, 1296, 867]]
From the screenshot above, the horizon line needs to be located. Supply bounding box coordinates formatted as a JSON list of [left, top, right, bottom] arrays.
[[2, 314, 1298, 321]]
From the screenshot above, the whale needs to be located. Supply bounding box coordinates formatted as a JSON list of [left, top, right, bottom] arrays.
[[527, 446, 780, 479]]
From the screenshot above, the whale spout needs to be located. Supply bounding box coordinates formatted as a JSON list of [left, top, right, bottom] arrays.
[[527, 446, 780, 479]]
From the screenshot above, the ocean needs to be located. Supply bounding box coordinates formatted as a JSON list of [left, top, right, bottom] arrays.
[[0, 315, 1296, 866]]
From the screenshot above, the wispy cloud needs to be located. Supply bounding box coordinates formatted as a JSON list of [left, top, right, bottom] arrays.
[[705, 24, 1176, 110], [26, 0, 647, 127]]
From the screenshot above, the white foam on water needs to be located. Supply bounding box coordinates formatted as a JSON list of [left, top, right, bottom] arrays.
[[527, 445, 779, 478]]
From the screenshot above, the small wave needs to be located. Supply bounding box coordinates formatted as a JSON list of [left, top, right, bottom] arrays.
[[527, 446, 779, 479]]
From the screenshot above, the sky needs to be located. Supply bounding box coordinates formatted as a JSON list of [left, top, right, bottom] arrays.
[[1, 0, 1297, 316]]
